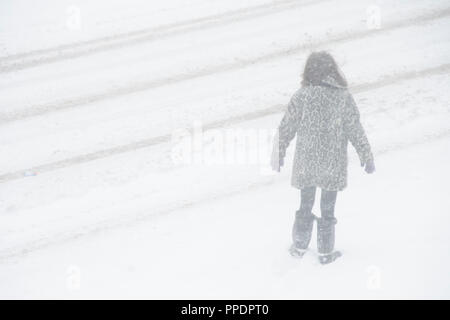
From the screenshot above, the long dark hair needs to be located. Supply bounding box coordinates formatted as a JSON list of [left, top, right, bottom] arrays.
[[301, 51, 347, 87]]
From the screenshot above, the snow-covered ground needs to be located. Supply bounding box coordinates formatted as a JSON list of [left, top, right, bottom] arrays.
[[2, 136, 450, 299], [0, 0, 449, 299]]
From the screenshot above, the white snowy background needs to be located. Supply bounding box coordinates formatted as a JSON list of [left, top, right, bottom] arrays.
[[0, 0, 449, 299]]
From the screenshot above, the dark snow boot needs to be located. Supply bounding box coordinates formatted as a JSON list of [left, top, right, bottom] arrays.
[[317, 217, 341, 265], [290, 210, 315, 258], [318, 251, 342, 264]]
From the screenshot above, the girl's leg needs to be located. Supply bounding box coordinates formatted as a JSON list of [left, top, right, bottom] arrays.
[[320, 190, 337, 219], [317, 189, 341, 264], [300, 186, 316, 214], [291, 187, 316, 254]]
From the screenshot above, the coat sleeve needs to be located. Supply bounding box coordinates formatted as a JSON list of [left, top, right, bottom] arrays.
[[343, 92, 374, 165], [275, 92, 302, 166]]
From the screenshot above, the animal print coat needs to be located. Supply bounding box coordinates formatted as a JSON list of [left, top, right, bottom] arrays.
[[275, 76, 373, 191]]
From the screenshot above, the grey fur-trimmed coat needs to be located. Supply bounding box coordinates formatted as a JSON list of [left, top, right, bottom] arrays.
[[275, 77, 373, 191]]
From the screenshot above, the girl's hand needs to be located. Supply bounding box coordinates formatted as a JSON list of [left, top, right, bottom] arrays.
[[271, 148, 282, 172], [364, 159, 375, 174]]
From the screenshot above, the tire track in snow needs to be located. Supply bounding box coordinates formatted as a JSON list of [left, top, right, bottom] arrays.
[[0, 127, 449, 262], [0, 62, 449, 183], [2, 7, 450, 124], [0, 0, 327, 73]]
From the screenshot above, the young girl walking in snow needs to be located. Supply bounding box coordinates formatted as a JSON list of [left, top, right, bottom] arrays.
[[271, 51, 375, 264]]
